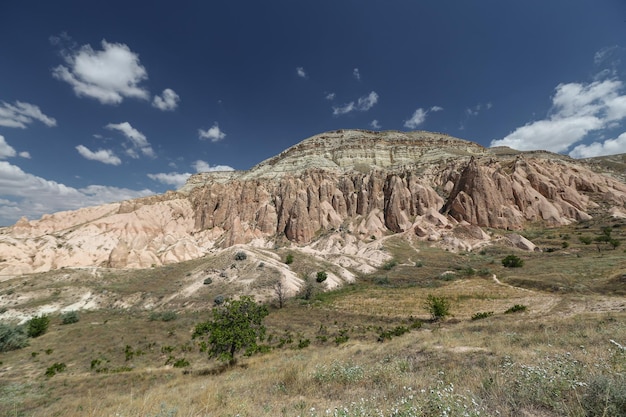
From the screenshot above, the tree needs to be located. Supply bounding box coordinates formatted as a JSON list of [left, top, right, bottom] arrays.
[[316, 271, 328, 283], [502, 254, 524, 268], [273, 279, 286, 309], [27, 315, 50, 338], [0, 323, 29, 352], [425, 295, 451, 321], [193, 296, 268, 365]]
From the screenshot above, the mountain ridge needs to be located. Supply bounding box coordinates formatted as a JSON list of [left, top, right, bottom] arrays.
[[1, 129, 625, 276]]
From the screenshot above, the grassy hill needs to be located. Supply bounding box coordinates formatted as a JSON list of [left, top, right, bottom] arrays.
[[1, 218, 625, 416]]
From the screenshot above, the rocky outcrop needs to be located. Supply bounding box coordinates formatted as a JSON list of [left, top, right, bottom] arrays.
[[1, 129, 625, 274]]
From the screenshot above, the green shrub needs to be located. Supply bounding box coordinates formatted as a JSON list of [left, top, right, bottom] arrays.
[[161, 311, 177, 322], [316, 271, 328, 283], [374, 276, 390, 286], [285, 253, 294, 264], [234, 251, 247, 261], [377, 325, 410, 342], [148, 311, 178, 322], [471, 311, 494, 320], [425, 295, 451, 321], [477, 268, 492, 277], [505, 304, 528, 314], [582, 373, 626, 416], [334, 329, 350, 345], [45, 362, 66, 377], [214, 295, 225, 306], [203, 277, 212, 285], [297, 338, 310, 349], [502, 255, 524, 268], [0, 323, 29, 352], [27, 315, 50, 338], [170, 357, 190, 368], [561, 241, 569, 249], [579, 236, 593, 245], [381, 259, 398, 270], [439, 272, 457, 281], [60, 311, 79, 325]]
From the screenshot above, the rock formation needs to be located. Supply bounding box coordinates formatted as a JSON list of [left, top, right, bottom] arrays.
[[1, 129, 625, 275]]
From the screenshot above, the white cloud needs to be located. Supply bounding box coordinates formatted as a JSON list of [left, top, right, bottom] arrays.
[[333, 91, 379, 115], [325, 92, 335, 101], [147, 161, 234, 189], [431, 106, 443, 112], [353, 68, 361, 81], [296, 67, 307, 78], [465, 103, 490, 117], [404, 108, 428, 129], [147, 172, 191, 187], [0, 160, 153, 225], [192, 160, 234, 172], [491, 78, 626, 154], [105, 122, 155, 158], [19, 151, 31, 159], [569, 132, 626, 158], [75, 145, 122, 165], [52, 39, 149, 105], [152, 88, 180, 111], [0, 135, 17, 159], [0, 101, 57, 128], [198, 123, 226, 142], [370, 120, 381, 129]]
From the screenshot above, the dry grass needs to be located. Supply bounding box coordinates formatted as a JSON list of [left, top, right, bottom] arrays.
[[1, 220, 625, 416]]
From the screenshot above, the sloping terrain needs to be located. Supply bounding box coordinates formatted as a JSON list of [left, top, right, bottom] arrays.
[[1, 129, 625, 277]]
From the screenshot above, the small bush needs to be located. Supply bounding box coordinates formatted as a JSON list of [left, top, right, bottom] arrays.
[[505, 304, 528, 314], [579, 236, 593, 245], [439, 272, 457, 281], [378, 325, 410, 342], [0, 323, 29, 352], [60, 311, 79, 325], [373, 276, 390, 286], [561, 241, 569, 249], [313, 361, 365, 385], [425, 295, 451, 321], [381, 259, 398, 270], [213, 295, 225, 306], [462, 267, 476, 276], [477, 268, 492, 277], [285, 253, 294, 264], [502, 255, 524, 268], [297, 278, 318, 301], [297, 338, 310, 349], [234, 251, 247, 261], [316, 271, 328, 283], [203, 277, 212, 285], [45, 362, 66, 377], [471, 311, 494, 320], [27, 315, 50, 338], [334, 329, 350, 345], [172, 358, 190, 368], [149, 311, 178, 322]]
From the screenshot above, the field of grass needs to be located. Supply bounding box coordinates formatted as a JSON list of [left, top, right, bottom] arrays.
[[0, 219, 625, 416]]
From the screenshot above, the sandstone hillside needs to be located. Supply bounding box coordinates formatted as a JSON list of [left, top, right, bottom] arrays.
[[1, 129, 625, 276]]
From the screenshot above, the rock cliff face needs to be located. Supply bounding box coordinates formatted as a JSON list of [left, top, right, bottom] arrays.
[[1, 129, 626, 275]]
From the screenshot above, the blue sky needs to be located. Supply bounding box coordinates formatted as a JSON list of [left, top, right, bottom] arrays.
[[1, 1, 625, 225]]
